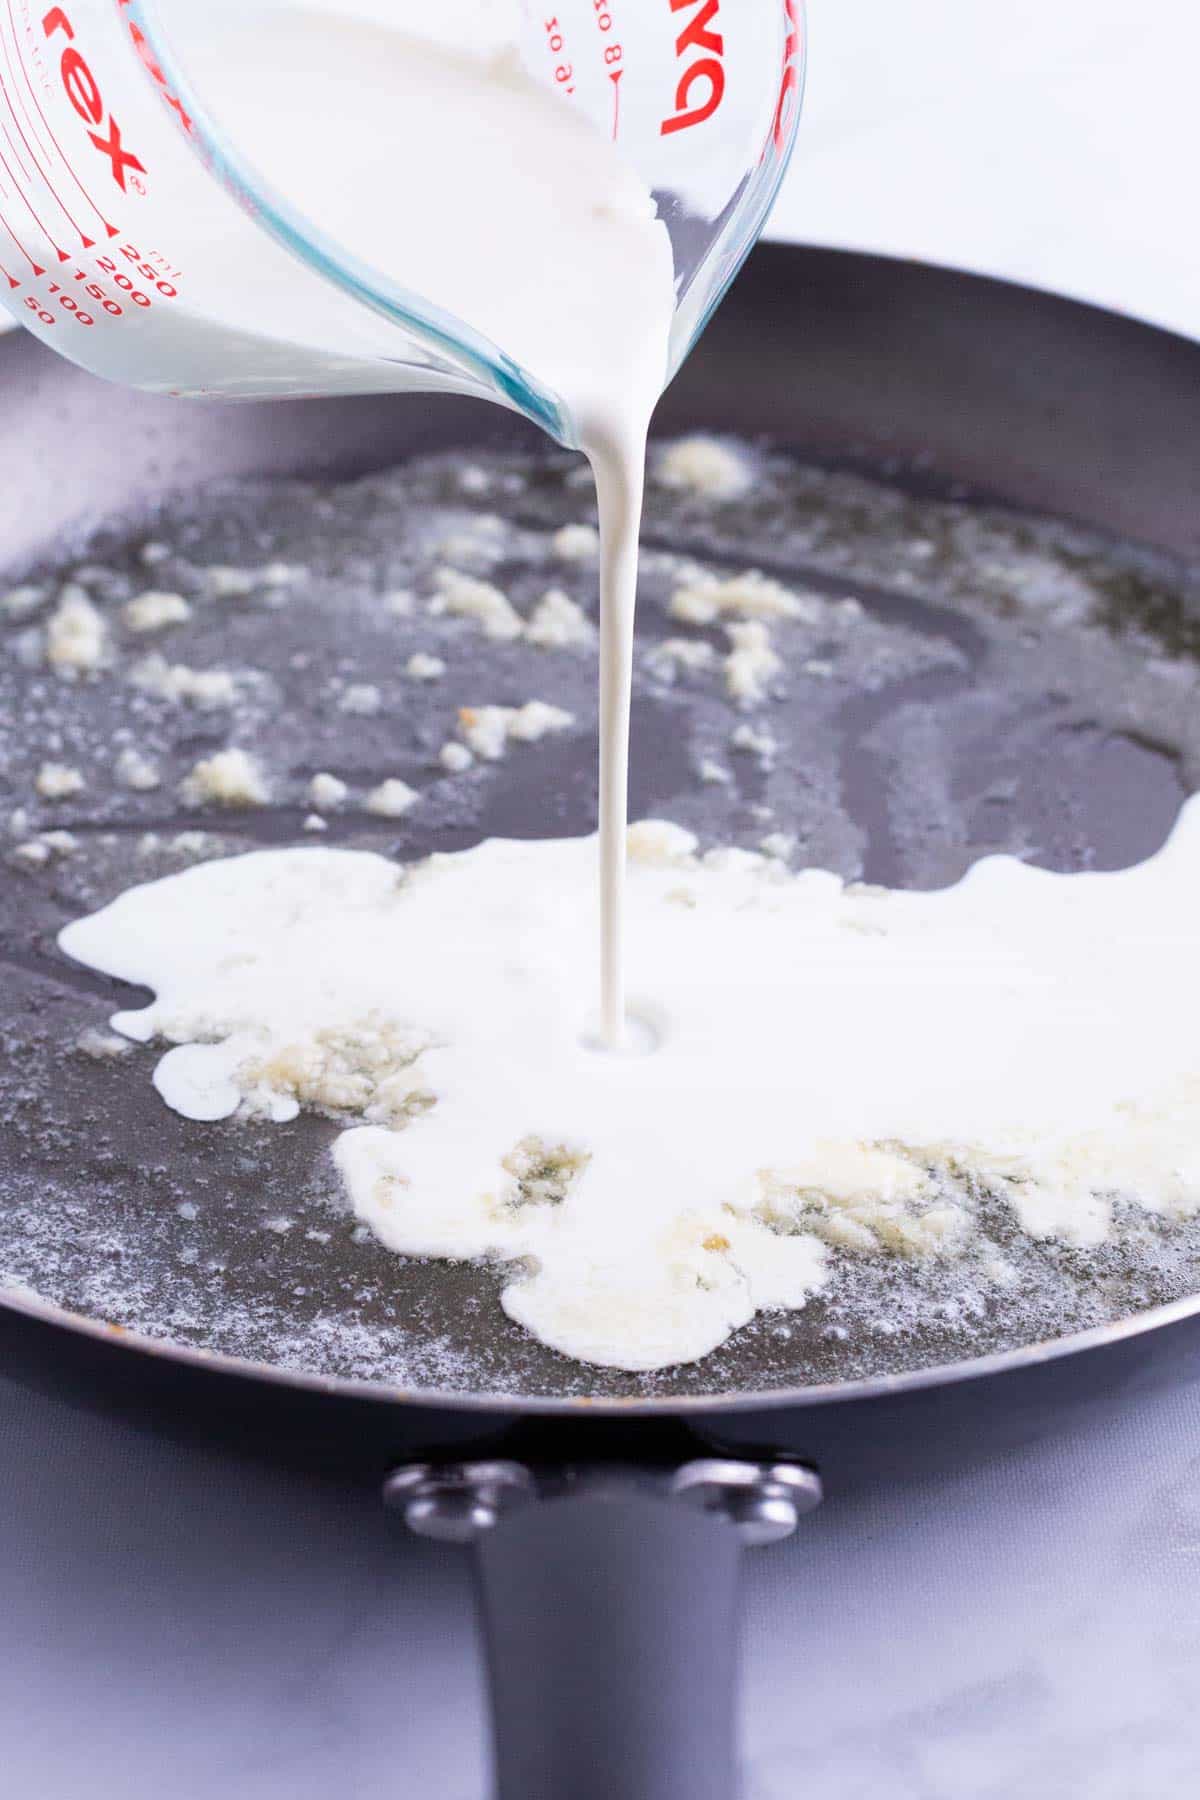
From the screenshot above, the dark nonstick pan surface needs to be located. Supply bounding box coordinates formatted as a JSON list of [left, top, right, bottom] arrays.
[[5, 244, 1200, 1411]]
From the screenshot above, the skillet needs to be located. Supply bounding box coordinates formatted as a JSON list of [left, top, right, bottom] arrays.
[[5, 243, 1200, 1799]]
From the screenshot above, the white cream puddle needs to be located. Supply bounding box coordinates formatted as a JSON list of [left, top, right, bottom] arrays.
[[59, 804, 1200, 1370]]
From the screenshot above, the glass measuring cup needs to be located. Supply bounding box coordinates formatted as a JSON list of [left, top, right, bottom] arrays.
[[0, 0, 804, 445]]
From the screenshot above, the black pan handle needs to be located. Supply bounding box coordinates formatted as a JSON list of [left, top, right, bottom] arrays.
[[384, 1457, 821, 1800]]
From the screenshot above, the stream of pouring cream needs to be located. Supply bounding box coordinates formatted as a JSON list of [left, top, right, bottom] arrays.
[[168, 6, 677, 1046]]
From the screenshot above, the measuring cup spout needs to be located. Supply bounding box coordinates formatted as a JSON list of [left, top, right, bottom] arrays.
[[0, 2, 803, 426]]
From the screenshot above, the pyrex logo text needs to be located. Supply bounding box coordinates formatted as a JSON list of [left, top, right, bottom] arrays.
[[660, 0, 724, 138], [42, 6, 145, 190]]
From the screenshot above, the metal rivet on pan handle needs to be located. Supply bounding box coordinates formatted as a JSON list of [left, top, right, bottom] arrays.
[[383, 1460, 537, 1544], [669, 1459, 823, 1546], [384, 1456, 822, 1546]]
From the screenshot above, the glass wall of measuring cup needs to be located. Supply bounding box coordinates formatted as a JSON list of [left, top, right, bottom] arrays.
[[0, 1, 803, 440]]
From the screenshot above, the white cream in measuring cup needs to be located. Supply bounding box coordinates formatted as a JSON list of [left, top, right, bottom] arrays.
[[1, 0, 802, 1047], [175, 9, 676, 1044]]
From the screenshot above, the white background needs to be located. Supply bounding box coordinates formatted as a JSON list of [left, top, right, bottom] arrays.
[[767, 0, 1199, 339]]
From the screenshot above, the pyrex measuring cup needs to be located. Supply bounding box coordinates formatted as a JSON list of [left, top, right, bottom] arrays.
[[0, 0, 804, 445]]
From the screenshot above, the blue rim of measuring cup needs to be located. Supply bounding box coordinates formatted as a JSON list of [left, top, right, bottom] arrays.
[[122, 2, 805, 446], [121, 1, 570, 443]]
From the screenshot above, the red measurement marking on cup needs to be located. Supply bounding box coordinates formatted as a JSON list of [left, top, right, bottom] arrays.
[[0, 130, 65, 256], [0, 42, 92, 247], [5, 0, 116, 235], [0, 181, 43, 272], [0, 107, 27, 177], [771, 0, 802, 151], [4, 2, 54, 159], [543, 17, 576, 97], [591, 1, 624, 138], [0, 76, 88, 248], [0, 164, 121, 316], [0, 176, 19, 281], [39, 271, 94, 321], [545, 8, 626, 136], [99, 239, 176, 304], [660, 0, 724, 137]]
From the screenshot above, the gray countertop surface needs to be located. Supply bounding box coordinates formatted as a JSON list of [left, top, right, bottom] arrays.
[[4, 1351, 1200, 1798]]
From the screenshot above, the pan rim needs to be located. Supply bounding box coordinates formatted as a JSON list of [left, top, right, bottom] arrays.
[[2, 1275, 1197, 1416]]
